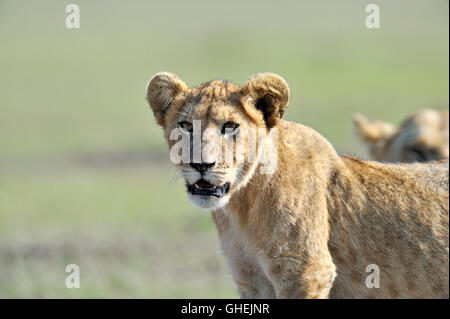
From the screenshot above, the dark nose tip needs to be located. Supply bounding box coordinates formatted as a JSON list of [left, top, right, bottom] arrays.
[[190, 162, 215, 173]]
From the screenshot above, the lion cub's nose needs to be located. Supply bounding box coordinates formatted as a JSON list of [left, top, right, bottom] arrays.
[[190, 162, 215, 173]]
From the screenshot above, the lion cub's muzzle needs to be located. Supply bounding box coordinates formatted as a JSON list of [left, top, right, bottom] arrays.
[[187, 179, 230, 198]]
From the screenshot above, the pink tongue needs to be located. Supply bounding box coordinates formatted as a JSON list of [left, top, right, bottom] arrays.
[[196, 179, 215, 188]]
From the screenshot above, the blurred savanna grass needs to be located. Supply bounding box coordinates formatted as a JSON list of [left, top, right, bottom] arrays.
[[0, 0, 448, 297]]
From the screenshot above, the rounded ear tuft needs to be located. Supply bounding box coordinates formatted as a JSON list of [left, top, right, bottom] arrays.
[[241, 73, 290, 128], [146, 72, 189, 127], [352, 113, 397, 143]]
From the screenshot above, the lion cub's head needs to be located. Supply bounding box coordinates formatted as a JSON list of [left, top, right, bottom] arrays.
[[353, 109, 449, 163], [146, 72, 289, 209]]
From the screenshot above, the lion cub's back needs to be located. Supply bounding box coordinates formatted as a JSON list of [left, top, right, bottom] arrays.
[[328, 157, 449, 298]]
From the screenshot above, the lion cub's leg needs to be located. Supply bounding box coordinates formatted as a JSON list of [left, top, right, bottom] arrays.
[[263, 254, 337, 299], [231, 255, 275, 299], [259, 208, 337, 299], [212, 211, 275, 298]]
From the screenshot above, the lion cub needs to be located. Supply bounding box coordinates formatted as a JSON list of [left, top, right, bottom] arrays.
[[353, 109, 449, 163], [146, 72, 449, 299]]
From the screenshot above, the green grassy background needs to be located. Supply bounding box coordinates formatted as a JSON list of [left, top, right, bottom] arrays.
[[0, 0, 448, 298]]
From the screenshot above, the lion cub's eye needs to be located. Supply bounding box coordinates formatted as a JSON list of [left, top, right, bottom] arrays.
[[178, 121, 193, 133], [221, 122, 239, 135]]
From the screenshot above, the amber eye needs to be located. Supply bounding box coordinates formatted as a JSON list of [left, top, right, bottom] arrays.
[[178, 121, 193, 133], [221, 122, 239, 134]]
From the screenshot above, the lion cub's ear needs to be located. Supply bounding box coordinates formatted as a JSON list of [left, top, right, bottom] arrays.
[[241, 73, 290, 129], [352, 113, 397, 143], [146, 72, 189, 128]]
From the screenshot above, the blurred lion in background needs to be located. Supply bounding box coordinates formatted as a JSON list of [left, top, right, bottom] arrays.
[[353, 109, 449, 163]]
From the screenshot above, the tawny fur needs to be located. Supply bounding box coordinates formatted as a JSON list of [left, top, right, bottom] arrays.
[[147, 72, 449, 299], [353, 109, 449, 163]]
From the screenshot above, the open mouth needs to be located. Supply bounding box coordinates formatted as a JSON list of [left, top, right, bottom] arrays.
[[187, 179, 230, 198]]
